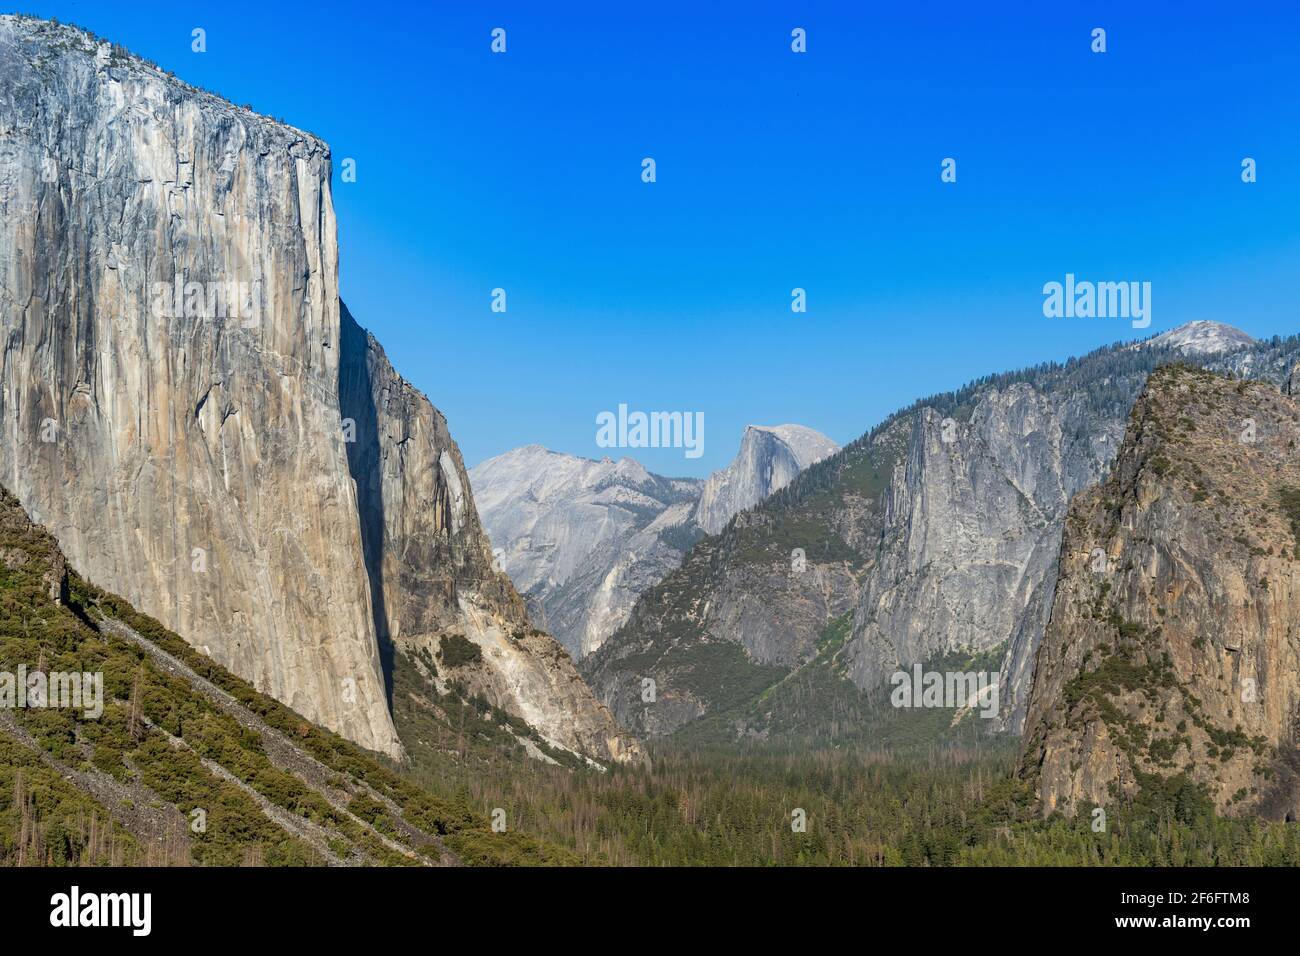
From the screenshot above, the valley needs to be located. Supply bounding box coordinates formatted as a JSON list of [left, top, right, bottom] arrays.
[[0, 10, 1296, 881]]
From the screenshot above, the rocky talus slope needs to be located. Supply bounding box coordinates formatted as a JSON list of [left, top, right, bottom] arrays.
[[0, 486, 574, 866], [0, 16, 638, 767], [472, 424, 835, 658], [1021, 366, 1300, 819]]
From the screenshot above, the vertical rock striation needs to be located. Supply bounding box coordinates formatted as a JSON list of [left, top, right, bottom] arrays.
[[845, 385, 1123, 731], [1022, 366, 1300, 818], [0, 16, 399, 755], [0, 16, 641, 766], [586, 325, 1300, 741]]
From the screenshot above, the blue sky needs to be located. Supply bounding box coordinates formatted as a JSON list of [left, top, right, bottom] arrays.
[[20, 0, 1300, 476]]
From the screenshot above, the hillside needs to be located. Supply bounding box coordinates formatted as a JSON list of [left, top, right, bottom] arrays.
[[0, 486, 573, 866], [471, 424, 836, 658]]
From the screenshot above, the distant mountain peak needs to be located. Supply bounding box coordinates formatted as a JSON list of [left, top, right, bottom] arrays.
[[470, 422, 835, 655], [1145, 321, 1254, 355], [693, 424, 839, 535], [743, 424, 839, 466]]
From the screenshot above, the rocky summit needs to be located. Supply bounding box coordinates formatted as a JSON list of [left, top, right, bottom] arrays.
[[693, 424, 838, 536], [1144, 320, 1255, 356], [1022, 365, 1300, 818]]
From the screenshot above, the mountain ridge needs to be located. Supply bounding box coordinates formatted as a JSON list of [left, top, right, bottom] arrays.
[[0, 483, 575, 865], [471, 422, 837, 657], [582, 322, 1300, 744], [1022, 364, 1300, 819]]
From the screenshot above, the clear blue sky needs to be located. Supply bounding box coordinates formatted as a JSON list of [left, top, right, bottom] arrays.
[[21, 0, 1300, 476]]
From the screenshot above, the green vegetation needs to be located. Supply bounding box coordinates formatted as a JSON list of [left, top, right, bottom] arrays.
[[675, 620, 1005, 753], [398, 734, 1300, 866], [391, 645, 588, 773], [5, 479, 1297, 867], [437, 633, 483, 668], [657, 522, 705, 554], [0, 488, 570, 866]]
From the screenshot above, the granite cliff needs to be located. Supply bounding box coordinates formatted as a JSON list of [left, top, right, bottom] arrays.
[[1022, 366, 1300, 819], [584, 324, 1300, 742], [0, 15, 639, 766], [471, 424, 835, 658]]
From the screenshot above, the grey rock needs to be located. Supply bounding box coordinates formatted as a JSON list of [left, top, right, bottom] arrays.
[[586, 321, 1300, 740], [0, 16, 401, 756], [0, 16, 641, 767], [1022, 367, 1300, 818], [1144, 320, 1254, 356], [694, 425, 838, 535], [340, 313, 644, 765], [471, 424, 836, 658], [845, 384, 1123, 732], [470, 446, 704, 658]]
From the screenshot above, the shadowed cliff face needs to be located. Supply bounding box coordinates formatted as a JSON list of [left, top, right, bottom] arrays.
[[0, 16, 642, 767], [336, 304, 645, 765], [1022, 366, 1300, 819]]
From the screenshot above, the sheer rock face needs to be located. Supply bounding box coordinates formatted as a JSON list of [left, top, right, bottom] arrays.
[[1022, 367, 1300, 819], [845, 385, 1122, 731], [339, 312, 644, 765], [0, 17, 399, 756], [586, 331, 1300, 740], [0, 16, 641, 766], [586, 383, 1125, 738], [694, 425, 838, 536], [471, 424, 836, 659]]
